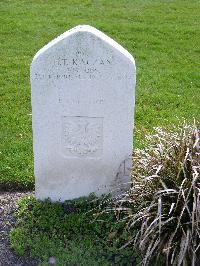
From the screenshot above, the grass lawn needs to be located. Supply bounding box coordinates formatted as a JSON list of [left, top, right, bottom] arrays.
[[0, 0, 199, 190]]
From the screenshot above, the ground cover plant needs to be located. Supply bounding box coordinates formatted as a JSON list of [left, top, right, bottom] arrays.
[[111, 122, 200, 265], [10, 194, 141, 265], [1, 0, 199, 190]]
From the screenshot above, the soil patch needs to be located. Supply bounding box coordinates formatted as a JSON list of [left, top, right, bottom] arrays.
[[0, 191, 39, 266]]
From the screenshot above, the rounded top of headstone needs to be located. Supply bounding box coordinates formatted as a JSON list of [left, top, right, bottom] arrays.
[[32, 25, 135, 66]]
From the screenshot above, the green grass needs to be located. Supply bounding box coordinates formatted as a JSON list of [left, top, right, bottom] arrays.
[[10, 194, 141, 265], [0, 0, 199, 189]]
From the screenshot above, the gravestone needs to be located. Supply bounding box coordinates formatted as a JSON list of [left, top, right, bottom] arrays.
[[30, 25, 136, 201]]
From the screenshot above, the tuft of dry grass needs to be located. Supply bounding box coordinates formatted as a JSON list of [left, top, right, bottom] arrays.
[[114, 122, 200, 265]]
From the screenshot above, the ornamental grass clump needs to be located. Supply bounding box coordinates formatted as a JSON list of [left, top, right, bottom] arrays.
[[115, 122, 200, 265]]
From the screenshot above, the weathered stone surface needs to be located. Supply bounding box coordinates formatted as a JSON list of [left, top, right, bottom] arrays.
[[31, 25, 136, 201]]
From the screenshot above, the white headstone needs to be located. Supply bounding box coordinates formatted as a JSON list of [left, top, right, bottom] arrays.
[[31, 25, 136, 201]]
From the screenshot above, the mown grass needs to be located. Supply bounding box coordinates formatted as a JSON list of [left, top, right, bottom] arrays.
[[0, 0, 199, 189]]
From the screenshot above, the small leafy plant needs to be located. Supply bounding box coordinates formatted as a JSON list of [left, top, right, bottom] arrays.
[[113, 122, 200, 265], [10, 194, 140, 265]]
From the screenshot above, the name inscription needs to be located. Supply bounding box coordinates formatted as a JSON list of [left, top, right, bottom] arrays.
[[54, 57, 111, 67], [33, 53, 132, 81]]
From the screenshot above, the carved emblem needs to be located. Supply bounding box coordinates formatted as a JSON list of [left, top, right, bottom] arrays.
[[62, 116, 103, 157]]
